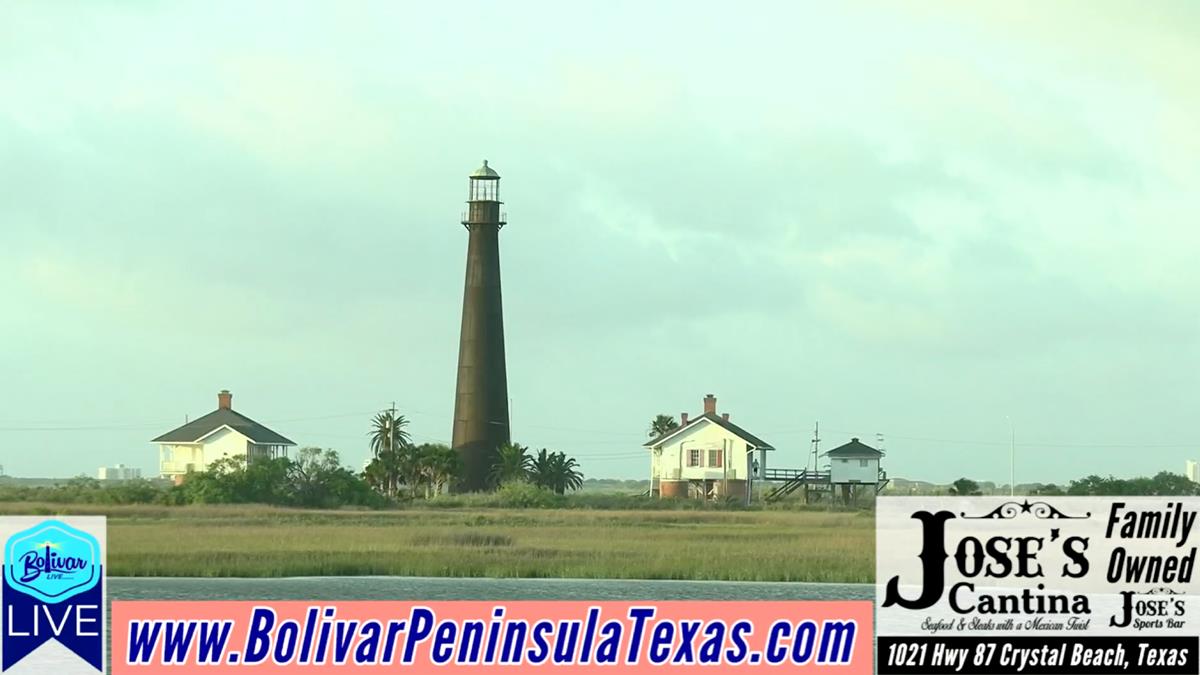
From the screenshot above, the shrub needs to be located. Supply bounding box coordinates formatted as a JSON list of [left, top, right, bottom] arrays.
[[496, 481, 564, 509]]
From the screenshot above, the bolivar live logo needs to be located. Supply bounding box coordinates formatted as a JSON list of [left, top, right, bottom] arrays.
[[1, 517, 106, 673]]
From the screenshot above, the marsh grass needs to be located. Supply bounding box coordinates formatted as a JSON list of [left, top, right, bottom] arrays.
[[0, 502, 873, 582], [411, 532, 514, 547]]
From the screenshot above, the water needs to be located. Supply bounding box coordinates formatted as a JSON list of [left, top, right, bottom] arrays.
[[110, 576, 875, 601]]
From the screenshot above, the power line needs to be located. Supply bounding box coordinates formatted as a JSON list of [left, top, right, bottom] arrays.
[[0, 409, 393, 433], [842, 432, 1192, 450], [0, 422, 176, 432], [765, 425, 1194, 449], [265, 410, 381, 424], [2, 407, 1193, 451]]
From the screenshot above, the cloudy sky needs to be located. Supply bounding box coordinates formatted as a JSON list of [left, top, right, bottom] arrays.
[[2, 1, 1197, 484]]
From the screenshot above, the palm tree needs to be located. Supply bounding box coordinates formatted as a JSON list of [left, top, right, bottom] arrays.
[[369, 410, 411, 459], [530, 449, 584, 495], [529, 449, 555, 490], [544, 451, 584, 495], [490, 442, 532, 486], [648, 414, 680, 439]]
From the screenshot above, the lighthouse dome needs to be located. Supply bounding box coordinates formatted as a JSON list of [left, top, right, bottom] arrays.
[[470, 160, 500, 180]]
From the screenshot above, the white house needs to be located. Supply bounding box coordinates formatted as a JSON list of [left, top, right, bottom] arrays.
[[152, 390, 295, 484], [644, 394, 774, 500], [822, 437, 884, 485]]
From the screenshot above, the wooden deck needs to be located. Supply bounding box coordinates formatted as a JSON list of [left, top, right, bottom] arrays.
[[759, 468, 831, 502]]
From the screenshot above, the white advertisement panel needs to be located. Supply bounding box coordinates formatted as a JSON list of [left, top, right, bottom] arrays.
[[877, 497, 1196, 674]]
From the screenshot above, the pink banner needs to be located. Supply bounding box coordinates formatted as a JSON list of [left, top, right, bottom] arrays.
[[111, 600, 871, 673]]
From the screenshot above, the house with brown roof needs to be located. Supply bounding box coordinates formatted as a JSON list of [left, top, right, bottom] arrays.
[[643, 394, 774, 500], [152, 390, 294, 483]]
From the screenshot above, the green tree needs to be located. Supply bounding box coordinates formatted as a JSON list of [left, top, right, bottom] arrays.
[[363, 446, 407, 498], [1068, 472, 1200, 497], [530, 449, 555, 490], [414, 443, 460, 498], [289, 447, 366, 507], [648, 414, 680, 439], [1068, 475, 1129, 495], [369, 410, 411, 459], [530, 449, 584, 495], [95, 478, 163, 505], [365, 409, 415, 499], [950, 477, 981, 496], [176, 455, 292, 504], [1148, 471, 1199, 496], [1032, 483, 1065, 496], [490, 442, 533, 486]]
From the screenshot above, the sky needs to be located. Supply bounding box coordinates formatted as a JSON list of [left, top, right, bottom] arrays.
[[1, 1, 1198, 485]]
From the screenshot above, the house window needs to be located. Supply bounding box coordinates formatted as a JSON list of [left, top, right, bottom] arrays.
[[859, 459, 869, 467], [708, 449, 723, 468], [688, 449, 701, 467]]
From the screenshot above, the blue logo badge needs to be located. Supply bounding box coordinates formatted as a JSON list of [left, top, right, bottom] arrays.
[[2, 518, 105, 672], [4, 520, 100, 604]]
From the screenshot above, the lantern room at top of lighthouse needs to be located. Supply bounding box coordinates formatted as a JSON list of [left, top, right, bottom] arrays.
[[468, 160, 501, 202], [462, 160, 506, 230]]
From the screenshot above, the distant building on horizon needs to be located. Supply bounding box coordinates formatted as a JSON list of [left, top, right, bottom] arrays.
[[98, 464, 141, 481], [152, 390, 295, 484], [1187, 460, 1199, 483]]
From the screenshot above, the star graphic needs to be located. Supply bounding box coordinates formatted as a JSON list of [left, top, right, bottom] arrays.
[[1020, 500, 1033, 513]]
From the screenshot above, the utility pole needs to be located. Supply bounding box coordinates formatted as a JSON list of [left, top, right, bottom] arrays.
[[387, 401, 399, 498], [875, 432, 886, 495], [745, 446, 754, 507], [806, 422, 821, 505], [390, 401, 397, 456], [722, 439, 730, 501], [1009, 418, 1015, 497], [810, 422, 821, 473]]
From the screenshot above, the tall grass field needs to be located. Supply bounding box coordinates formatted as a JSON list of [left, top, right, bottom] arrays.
[[0, 503, 874, 582]]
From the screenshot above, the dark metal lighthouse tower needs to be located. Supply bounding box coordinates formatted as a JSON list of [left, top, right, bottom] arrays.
[[452, 160, 510, 492]]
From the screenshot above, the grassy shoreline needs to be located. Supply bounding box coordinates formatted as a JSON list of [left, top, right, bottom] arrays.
[[1, 502, 874, 583]]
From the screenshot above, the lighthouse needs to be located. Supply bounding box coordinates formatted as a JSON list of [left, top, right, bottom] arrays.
[[451, 160, 511, 492]]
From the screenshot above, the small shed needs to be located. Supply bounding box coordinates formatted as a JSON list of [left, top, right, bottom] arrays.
[[822, 437, 884, 485]]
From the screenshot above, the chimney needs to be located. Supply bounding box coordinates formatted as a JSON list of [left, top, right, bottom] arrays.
[[218, 390, 232, 410], [721, 413, 730, 422], [680, 412, 689, 426], [703, 394, 717, 415]]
